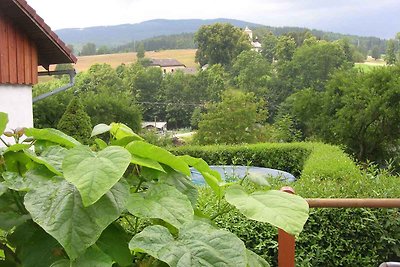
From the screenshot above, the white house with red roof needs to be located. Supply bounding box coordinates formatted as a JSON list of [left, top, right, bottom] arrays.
[[0, 0, 76, 137]]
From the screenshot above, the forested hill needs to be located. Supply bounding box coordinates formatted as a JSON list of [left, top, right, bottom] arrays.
[[55, 18, 263, 47], [56, 18, 387, 55]]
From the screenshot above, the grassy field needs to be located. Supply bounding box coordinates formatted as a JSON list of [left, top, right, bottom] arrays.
[[354, 63, 385, 72], [74, 49, 197, 72], [354, 57, 386, 72], [38, 49, 197, 83]]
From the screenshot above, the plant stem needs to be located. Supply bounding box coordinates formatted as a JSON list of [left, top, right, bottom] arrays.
[[210, 205, 234, 221], [11, 191, 27, 214], [124, 216, 136, 231], [0, 137, 9, 147], [134, 217, 139, 235], [0, 243, 19, 264], [135, 180, 144, 193]]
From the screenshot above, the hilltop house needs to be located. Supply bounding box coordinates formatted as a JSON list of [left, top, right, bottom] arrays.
[[149, 58, 186, 74], [0, 0, 76, 142], [244, 27, 262, 52]]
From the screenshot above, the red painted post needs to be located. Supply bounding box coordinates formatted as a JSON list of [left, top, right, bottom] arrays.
[[278, 186, 296, 267]]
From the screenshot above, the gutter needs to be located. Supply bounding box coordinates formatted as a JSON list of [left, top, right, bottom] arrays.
[[32, 69, 76, 103]]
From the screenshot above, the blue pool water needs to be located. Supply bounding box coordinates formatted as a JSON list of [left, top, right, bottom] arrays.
[[190, 165, 296, 185]]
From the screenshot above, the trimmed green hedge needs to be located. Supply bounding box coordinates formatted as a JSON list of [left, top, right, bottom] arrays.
[[176, 142, 400, 266], [171, 142, 362, 180]]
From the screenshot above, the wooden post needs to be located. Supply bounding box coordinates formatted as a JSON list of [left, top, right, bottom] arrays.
[[278, 186, 296, 267]]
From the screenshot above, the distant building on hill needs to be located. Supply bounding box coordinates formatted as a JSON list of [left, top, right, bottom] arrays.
[[244, 27, 262, 52], [142, 121, 167, 133], [149, 58, 186, 74]]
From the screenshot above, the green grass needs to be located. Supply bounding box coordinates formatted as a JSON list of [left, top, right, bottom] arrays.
[[354, 63, 385, 72]]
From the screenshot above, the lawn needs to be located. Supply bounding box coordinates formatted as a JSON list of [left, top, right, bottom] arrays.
[[354, 62, 385, 72]]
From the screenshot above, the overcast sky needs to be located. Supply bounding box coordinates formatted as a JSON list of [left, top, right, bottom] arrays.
[[27, 0, 399, 38]]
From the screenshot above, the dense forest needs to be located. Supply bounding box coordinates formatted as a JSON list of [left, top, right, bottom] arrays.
[[74, 24, 390, 56]]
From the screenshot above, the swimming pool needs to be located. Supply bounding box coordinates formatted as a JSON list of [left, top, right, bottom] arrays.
[[190, 165, 296, 185]]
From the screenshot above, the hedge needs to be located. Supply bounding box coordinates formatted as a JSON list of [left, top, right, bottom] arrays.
[[171, 142, 362, 180], [175, 142, 400, 266]]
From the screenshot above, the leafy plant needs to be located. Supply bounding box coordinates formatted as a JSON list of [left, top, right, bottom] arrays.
[[0, 112, 308, 266]]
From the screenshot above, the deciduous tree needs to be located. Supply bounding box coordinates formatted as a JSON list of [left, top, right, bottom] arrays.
[[195, 90, 267, 145], [194, 23, 251, 67]]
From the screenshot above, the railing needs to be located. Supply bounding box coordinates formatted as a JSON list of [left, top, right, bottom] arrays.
[[278, 187, 400, 267]]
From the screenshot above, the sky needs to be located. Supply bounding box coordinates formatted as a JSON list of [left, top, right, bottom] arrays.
[[27, 0, 400, 38]]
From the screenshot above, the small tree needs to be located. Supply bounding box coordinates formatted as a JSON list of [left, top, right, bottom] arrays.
[[57, 97, 92, 143], [195, 90, 267, 145], [80, 42, 97, 56], [371, 46, 380, 60], [136, 43, 145, 59], [385, 40, 397, 65]]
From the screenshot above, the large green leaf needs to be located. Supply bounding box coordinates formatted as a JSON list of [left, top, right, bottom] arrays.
[[0, 112, 8, 135], [127, 184, 193, 228], [0, 211, 30, 231], [2, 167, 56, 192], [91, 124, 111, 138], [50, 246, 113, 267], [97, 223, 133, 266], [179, 155, 224, 197], [24, 146, 67, 176], [8, 222, 65, 267], [131, 154, 165, 173], [0, 183, 6, 197], [3, 152, 32, 174], [225, 185, 309, 236], [159, 168, 198, 207], [126, 141, 190, 176], [25, 128, 81, 148], [62, 145, 131, 206], [24, 179, 129, 260], [110, 123, 143, 141], [129, 221, 248, 267], [4, 144, 31, 153], [246, 249, 270, 267], [71, 246, 113, 267], [179, 155, 221, 181]]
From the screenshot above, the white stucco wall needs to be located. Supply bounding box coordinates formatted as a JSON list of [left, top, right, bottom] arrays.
[[0, 84, 33, 146]]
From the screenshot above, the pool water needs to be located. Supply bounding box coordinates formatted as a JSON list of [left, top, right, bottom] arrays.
[[190, 165, 296, 185]]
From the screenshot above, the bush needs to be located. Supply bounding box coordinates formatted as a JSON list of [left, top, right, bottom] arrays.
[[57, 97, 92, 143], [171, 142, 360, 179], [193, 142, 400, 266]]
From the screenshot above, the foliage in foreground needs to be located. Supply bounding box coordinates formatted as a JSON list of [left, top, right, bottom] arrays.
[[199, 165, 400, 266], [0, 112, 309, 267]]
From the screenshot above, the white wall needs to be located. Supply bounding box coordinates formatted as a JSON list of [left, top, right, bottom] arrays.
[[0, 84, 33, 146]]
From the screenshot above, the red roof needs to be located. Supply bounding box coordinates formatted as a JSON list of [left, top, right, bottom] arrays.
[[0, 0, 77, 68]]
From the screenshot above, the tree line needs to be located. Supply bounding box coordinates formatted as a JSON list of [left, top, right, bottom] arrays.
[[71, 25, 389, 59], [35, 23, 400, 166]]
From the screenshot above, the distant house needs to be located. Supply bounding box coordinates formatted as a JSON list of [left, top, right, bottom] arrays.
[[142, 121, 168, 133], [149, 58, 186, 74], [244, 27, 262, 52], [0, 0, 76, 144]]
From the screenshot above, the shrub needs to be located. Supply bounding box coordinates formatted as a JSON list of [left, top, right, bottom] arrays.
[[171, 142, 360, 180], [193, 142, 399, 266], [57, 97, 92, 143]]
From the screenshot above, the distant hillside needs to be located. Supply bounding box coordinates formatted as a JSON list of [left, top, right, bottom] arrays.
[[55, 18, 263, 47], [56, 18, 387, 55]]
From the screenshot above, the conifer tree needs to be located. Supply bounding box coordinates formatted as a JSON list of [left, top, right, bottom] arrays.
[[57, 97, 92, 143]]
